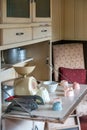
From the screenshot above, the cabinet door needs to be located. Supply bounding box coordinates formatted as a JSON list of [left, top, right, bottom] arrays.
[[1, 0, 32, 23], [2, 119, 33, 130], [33, 0, 51, 22]]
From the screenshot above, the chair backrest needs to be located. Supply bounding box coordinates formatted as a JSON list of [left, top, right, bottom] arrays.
[[53, 43, 85, 81]]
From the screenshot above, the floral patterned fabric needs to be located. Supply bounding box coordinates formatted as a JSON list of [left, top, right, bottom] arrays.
[[53, 43, 85, 81]]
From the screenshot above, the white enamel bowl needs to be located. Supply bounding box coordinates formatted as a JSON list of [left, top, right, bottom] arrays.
[[42, 81, 58, 93]]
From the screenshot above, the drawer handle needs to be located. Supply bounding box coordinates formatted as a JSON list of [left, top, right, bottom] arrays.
[[44, 30, 47, 32], [16, 32, 24, 36], [41, 30, 47, 32]]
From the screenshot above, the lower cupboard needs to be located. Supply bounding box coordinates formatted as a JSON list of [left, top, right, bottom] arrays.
[[2, 115, 81, 130], [2, 119, 45, 130]]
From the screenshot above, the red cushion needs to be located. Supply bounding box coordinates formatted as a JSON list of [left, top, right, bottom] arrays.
[[59, 67, 87, 84]]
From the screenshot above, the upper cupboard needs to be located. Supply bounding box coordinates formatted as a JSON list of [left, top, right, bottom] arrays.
[[0, 0, 51, 23]]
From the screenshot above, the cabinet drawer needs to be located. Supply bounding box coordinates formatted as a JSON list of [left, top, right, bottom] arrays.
[[1, 28, 32, 45], [33, 26, 51, 39]]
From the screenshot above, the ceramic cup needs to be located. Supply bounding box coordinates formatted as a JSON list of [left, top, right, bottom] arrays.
[[42, 81, 58, 93]]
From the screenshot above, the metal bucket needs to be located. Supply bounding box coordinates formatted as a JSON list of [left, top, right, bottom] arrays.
[[3, 48, 27, 64], [3, 48, 19, 64], [18, 48, 27, 61]]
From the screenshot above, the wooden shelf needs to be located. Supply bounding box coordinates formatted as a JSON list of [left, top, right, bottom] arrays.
[[0, 37, 51, 51], [1, 57, 33, 70]]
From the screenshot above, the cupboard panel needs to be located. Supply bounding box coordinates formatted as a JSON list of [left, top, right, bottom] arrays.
[[25, 42, 50, 81], [7, 0, 30, 18], [33, 0, 51, 22], [2, 119, 33, 130], [35, 0, 50, 18], [2, 118, 45, 130], [1, 0, 32, 23]]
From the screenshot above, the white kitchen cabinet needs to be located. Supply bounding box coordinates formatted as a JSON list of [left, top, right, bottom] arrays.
[[1, 115, 81, 130], [0, 0, 52, 45], [2, 118, 45, 130], [0, 0, 51, 24]]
